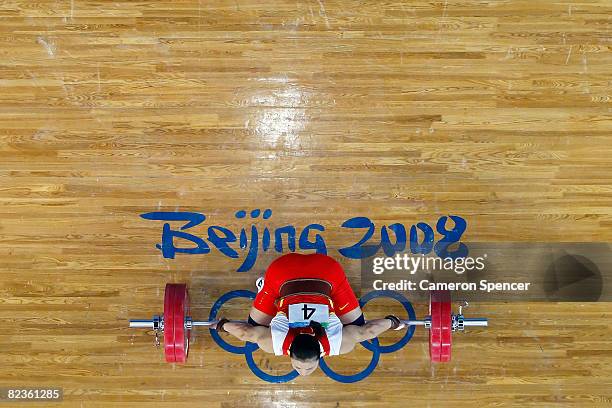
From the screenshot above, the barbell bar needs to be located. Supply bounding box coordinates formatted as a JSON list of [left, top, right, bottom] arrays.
[[128, 316, 488, 330], [129, 283, 488, 363]]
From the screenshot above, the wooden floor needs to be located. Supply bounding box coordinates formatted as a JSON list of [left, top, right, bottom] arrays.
[[1, 0, 611, 406]]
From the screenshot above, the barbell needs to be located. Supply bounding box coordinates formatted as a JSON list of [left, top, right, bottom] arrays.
[[129, 283, 488, 363]]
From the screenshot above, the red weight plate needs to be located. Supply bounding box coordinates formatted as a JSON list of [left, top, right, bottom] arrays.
[[429, 290, 452, 363], [173, 284, 190, 363], [429, 292, 442, 362], [438, 293, 452, 362], [163, 283, 177, 363]]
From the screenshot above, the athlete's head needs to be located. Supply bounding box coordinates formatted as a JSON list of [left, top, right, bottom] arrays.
[[289, 321, 323, 376]]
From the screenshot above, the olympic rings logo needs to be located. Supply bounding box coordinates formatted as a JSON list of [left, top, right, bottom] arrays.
[[208, 290, 416, 383]]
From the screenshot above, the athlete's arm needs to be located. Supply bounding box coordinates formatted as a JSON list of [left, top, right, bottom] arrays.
[[222, 322, 274, 353], [248, 306, 274, 326], [339, 318, 393, 354], [338, 307, 363, 325]]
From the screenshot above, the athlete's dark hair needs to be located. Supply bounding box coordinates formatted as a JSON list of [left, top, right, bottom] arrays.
[[289, 321, 324, 361]]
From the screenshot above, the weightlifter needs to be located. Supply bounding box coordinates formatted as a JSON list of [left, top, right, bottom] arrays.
[[216, 253, 404, 376]]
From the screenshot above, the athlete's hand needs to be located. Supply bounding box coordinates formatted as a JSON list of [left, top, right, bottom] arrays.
[[215, 318, 230, 332], [385, 315, 405, 330]]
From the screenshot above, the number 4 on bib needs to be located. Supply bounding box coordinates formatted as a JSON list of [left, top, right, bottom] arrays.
[[288, 303, 329, 328]]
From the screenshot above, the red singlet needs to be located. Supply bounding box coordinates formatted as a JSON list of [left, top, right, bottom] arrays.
[[253, 253, 360, 318]]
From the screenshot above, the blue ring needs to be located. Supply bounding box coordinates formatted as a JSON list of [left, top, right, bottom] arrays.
[[359, 290, 416, 353], [318, 337, 380, 383], [208, 290, 259, 354]]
